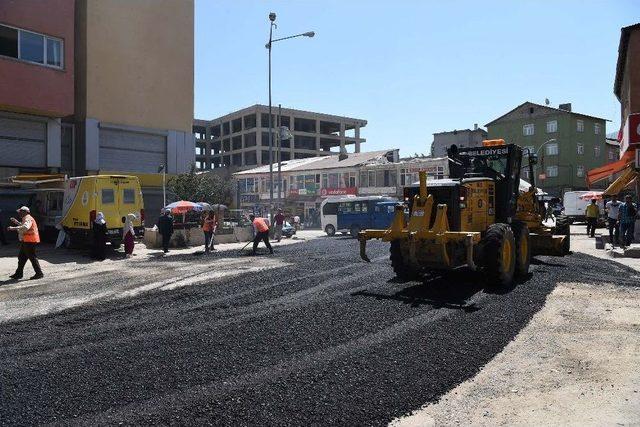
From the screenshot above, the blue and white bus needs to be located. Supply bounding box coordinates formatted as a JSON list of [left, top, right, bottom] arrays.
[[320, 196, 398, 237]]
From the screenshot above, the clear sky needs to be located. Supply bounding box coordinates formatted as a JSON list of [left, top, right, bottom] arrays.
[[195, 0, 639, 156]]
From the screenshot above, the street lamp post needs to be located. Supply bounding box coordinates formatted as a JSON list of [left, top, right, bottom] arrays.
[[266, 12, 314, 217]]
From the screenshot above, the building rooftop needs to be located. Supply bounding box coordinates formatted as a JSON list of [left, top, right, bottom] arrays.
[[485, 101, 609, 127], [432, 128, 487, 135], [614, 23, 640, 100], [234, 150, 396, 176], [195, 104, 367, 127]]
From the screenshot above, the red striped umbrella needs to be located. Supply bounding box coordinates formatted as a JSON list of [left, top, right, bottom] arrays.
[[164, 200, 203, 214]]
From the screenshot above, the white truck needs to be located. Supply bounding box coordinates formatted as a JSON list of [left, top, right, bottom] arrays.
[[563, 190, 604, 223]]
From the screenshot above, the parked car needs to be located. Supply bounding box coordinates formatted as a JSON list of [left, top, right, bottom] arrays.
[[282, 221, 295, 238]]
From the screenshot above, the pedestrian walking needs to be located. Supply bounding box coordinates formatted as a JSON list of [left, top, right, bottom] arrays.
[[585, 199, 599, 238], [274, 209, 285, 242], [619, 195, 638, 248], [250, 214, 273, 255], [293, 214, 301, 231], [202, 211, 216, 253], [605, 195, 621, 247], [91, 212, 107, 260], [123, 213, 136, 257], [157, 209, 174, 253], [7, 206, 44, 280], [545, 203, 555, 222]]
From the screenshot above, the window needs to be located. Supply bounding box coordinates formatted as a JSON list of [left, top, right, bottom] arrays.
[[524, 146, 535, 156], [609, 150, 616, 160], [123, 189, 135, 204], [243, 114, 256, 130], [294, 135, 316, 150], [545, 143, 558, 156], [523, 124, 535, 136], [522, 168, 530, 179], [577, 119, 584, 132], [195, 161, 203, 169], [359, 171, 368, 187], [594, 123, 601, 134], [577, 143, 584, 155], [546, 120, 557, 133], [594, 146, 601, 157], [46, 37, 62, 67], [576, 165, 584, 177], [232, 136, 242, 150], [48, 192, 63, 212], [546, 166, 558, 177], [101, 189, 114, 204], [245, 151, 257, 165], [294, 118, 316, 133], [232, 118, 242, 133], [244, 132, 256, 147], [0, 24, 63, 69]]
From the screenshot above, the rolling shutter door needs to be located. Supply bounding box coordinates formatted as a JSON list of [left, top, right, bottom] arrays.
[[0, 116, 46, 168], [99, 128, 167, 173]]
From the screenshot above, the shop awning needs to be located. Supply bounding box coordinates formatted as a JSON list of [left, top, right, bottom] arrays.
[[603, 166, 638, 196], [586, 150, 635, 186]]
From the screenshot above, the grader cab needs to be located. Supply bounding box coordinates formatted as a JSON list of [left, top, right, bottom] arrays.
[[358, 140, 570, 287]]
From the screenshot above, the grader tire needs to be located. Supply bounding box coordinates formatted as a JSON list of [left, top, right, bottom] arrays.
[[390, 240, 419, 281], [554, 215, 571, 255], [482, 223, 516, 287], [511, 223, 531, 277]]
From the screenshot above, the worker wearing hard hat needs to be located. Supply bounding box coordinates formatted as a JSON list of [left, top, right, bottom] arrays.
[[7, 206, 44, 280]]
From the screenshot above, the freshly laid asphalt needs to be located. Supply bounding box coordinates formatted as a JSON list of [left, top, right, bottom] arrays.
[[1, 236, 637, 426]]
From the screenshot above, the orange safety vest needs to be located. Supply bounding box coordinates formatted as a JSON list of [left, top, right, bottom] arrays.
[[253, 217, 269, 233], [22, 214, 40, 243], [203, 217, 216, 232]]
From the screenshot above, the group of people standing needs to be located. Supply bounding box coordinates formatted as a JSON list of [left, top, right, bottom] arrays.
[[156, 209, 217, 255], [585, 194, 638, 248]]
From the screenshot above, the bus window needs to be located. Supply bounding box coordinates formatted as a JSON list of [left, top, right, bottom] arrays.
[[353, 202, 361, 213], [322, 202, 338, 215], [361, 202, 368, 213]]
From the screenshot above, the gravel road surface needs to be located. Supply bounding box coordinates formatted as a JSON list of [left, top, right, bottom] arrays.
[[0, 236, 634, 425]]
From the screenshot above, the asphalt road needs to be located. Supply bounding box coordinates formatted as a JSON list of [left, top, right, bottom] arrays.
[[0, 236, 635, 426]]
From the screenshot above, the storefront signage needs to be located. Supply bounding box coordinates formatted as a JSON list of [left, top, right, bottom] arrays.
[[621, 113, 640, 155], [320, 187, 357, 198], [289, 189, 309, 196]]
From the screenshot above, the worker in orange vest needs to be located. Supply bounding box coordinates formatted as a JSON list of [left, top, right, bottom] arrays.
[[249, 214, 273, 255], [7, 206, 44, 280]]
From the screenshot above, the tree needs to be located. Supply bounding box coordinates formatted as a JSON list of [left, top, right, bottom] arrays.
[[167, 164, 232, 205]]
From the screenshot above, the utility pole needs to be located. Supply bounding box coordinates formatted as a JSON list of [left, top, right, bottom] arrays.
[[277, 104, 282, 204]]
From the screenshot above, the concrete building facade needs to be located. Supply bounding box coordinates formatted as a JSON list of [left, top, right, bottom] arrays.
[[0, 0, 75, 177], [75, 0, 194, 177], [486, 101, 608, 196], [430, 126, 488, 157], [194, 105, 367, 171]]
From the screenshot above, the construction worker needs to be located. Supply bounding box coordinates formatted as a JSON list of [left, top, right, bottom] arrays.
[[7, 206, 44, 280], [249, 214, 273, 255], [585, 199, 600, 238]]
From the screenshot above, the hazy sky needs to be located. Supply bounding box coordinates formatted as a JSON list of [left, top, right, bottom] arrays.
[[194, 0, 639, 156]]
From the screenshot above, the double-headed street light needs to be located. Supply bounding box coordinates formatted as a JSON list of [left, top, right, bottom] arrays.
[[266, 12, 314, 217]]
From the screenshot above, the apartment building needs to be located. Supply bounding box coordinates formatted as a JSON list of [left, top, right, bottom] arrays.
[[194, 105, 367, 171], [486, 101, 608, 196], [430, 126, 487, 157], [0, 0, 75, 177]]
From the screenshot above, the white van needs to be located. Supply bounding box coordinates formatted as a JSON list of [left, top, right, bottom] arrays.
[[563, 191, 604, 223]]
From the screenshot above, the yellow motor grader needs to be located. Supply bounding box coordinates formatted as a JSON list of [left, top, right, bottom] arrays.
[[358, 140, 570, 287]]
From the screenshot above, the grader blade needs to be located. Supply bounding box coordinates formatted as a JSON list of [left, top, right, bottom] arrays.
[[530, 234, 568, 256]]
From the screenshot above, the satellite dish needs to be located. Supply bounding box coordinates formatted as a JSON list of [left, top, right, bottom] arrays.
[[545, 98, 550, 106]]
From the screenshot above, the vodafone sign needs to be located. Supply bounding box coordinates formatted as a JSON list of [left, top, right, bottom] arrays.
[[320, 187, 357, 198], [621, 113, 640, 155]]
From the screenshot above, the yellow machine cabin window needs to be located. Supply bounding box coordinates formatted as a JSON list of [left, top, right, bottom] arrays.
[[123, 189, 135, 204], [102, 189, 115, 204]]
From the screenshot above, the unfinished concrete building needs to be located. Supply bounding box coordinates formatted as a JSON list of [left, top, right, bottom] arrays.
[[193, 104, 367, 171]]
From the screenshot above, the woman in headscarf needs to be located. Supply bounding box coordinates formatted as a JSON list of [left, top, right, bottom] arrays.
[[91, 211, 107, 260], [123, 213, 136, 257]]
